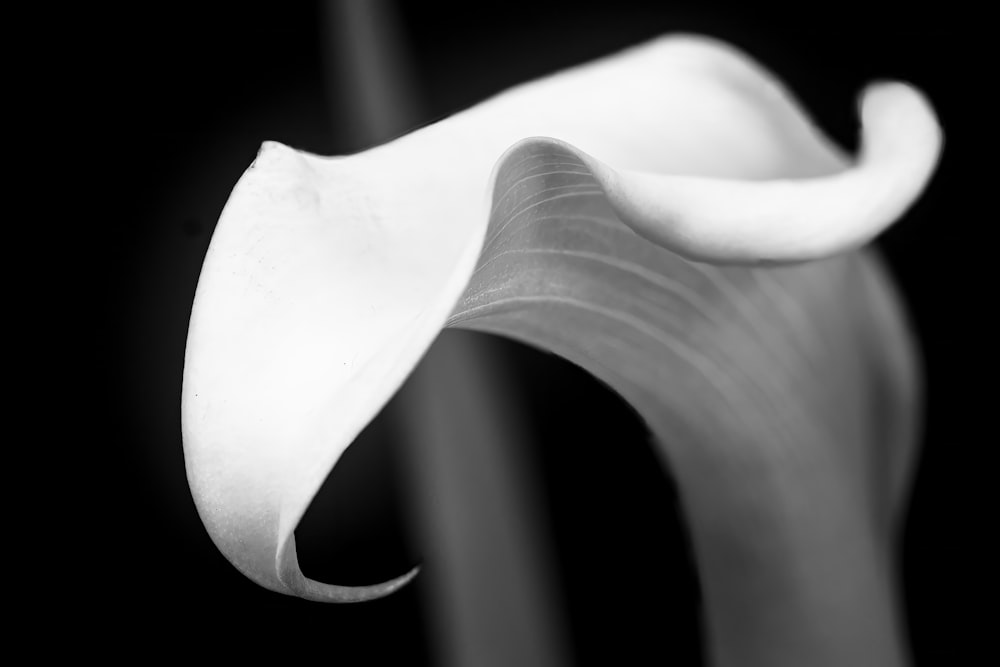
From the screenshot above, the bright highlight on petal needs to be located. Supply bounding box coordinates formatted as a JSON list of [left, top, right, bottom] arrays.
[[181, 32, 940, 613], [597, 82, 941, 262]]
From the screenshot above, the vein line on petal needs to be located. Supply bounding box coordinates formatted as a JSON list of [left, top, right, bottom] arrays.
[[750, 266, 836, 378], [469, 246, 727, 329], [482, 189, 606, 253], [490, 168, 597, 215], [449, 293, 740, 411], [471, 214, 631, 277], [694, 261, 854, 455], [697, 262, 801, 376], [480, 201, 621, 259], [488, 147, 569, 178]]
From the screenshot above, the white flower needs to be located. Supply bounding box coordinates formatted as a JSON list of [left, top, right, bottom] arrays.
[[181, 33, 940, 662]]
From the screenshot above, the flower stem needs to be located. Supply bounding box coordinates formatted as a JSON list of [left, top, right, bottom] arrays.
[[676, 454, 910, 667], [397, 331, 572, 667]]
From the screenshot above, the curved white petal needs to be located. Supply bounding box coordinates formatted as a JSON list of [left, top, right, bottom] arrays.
[[598, 82, 940, 262], [182, 34, 939, 599]]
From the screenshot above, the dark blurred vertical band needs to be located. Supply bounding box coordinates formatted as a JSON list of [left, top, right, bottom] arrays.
[[322, 2, 571, 665]]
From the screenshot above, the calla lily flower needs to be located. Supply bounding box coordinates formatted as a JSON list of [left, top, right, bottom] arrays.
[[182, 34, 940, 664]]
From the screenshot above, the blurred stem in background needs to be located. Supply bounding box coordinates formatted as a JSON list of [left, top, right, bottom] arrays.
[[322, 0, 419, 148], [322, 2, 572, 665], [400, 332, 573, 667]]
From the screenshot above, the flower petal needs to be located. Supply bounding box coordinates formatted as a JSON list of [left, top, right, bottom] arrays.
[[454, 139, 922, 665], [182, 34, 937, 600], [454, 133, 922, 506]]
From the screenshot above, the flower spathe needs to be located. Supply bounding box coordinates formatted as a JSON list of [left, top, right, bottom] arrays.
[[181, 33, 940, 608]]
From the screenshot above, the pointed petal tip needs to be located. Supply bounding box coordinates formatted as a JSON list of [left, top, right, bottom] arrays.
[[247, 139, 311, 174], [290, 566, 421, 604], [276, 533, 420, 602], [192, 508, 421, 603], [257, 139, 285, 155]]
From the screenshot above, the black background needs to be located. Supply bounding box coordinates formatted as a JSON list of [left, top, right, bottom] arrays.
[[56, 2, 979, 664]]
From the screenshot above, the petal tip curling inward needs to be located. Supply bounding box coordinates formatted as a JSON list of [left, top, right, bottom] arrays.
[[592, 79, 942, 265], [277, 534, 421, 603]]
